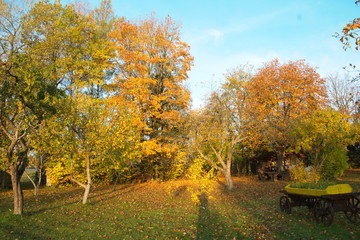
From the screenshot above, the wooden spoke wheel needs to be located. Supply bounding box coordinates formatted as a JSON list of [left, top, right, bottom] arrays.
[[280, 196, 291, 214], [344, 197, 360, 223], [314, 199, 334, 226], [306, 198, 317, 212]]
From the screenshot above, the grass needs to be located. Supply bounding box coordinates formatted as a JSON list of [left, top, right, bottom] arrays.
[[289, 181, 338, 189], [0, 170, 359, 240]]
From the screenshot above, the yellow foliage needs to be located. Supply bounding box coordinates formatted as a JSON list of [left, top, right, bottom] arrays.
[[47, 162, 70, 186], [186, 157, 215, 205], [290, 162, 320, 183]]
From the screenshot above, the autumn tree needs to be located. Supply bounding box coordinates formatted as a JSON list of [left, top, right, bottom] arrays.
[[43, 94, 140, 204], [336, 1, 360, 80], [25, 0, 115, 203], [291, 109, 354, 179], [190, 67, 251, 190], [21, 0, 114, 93], [338, 1, 360, 52], [246, 59, 327, 171], [0, 0, 114, 213], [0, 0, 58, 215], [109, 15, 193, 180]]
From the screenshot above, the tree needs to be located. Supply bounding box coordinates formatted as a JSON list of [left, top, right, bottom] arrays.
[[190, 67, 251, 190], [291, 109, 354, 179], [0, 0, 114, 214], [338, 1, 360, 51], [21, 0, 114, 93], [50, 94, 140, 204], [109, 15, 193, 180], [0, 0, 60, 215], [245, 59, 327, 171], [336, 1, 360, 79], [327, 72, 359, 118]]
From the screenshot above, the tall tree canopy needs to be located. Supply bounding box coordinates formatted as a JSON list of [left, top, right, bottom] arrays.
[[109, 15, 193, 179], [245, 59, 328, 171], [0, 0, 114, 214]]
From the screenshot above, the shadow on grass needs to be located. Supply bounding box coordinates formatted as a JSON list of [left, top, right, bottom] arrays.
[[0, 218, 44, 240], [89, 184, 146, 205], [26, 184, 147, 215], [26, 187, 84, 216], [196, 192, 245, 240]]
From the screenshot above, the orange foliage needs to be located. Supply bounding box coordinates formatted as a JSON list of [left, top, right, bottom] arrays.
[[245, 59, 328, 164], [247, 59, 327, 122], [338, 2, 360, 50], [109, 14, 193, 178]]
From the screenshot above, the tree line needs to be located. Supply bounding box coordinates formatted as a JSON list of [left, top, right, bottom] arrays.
[[0, 0, 359, 215]]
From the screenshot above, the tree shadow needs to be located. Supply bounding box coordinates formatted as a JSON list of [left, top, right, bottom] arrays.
[[88, 184, 146, 205], [26, 184, 147, 215], [196, 192, 245, 240], [0, 220, 46, 240], [173, 185, 188, 197], [26, 188, 84, 216]]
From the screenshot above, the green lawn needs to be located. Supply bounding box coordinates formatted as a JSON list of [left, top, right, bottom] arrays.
[[0, 171, 359, 240]]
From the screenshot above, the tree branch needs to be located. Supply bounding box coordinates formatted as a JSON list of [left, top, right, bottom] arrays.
[[196, 148, 223, 172], [209, 143, 227, 170], [70, 176, 87, 189]]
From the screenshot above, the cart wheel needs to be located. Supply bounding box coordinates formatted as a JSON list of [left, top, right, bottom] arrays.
[[280, 196, 291, 214], [314, 199, 334, 226], [306, 198, 317, 212], [344, 197, 360, 223]]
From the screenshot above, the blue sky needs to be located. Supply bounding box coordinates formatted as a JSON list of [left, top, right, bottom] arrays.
[[82, 0, 360, 108]]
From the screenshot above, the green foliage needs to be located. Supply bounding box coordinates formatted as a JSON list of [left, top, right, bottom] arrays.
[[291, 109, 354, 180], [289, 181, 337, 190], [321, 148, 349, 179]]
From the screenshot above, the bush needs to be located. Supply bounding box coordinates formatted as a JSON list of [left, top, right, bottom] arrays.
[[186, 157, 215, 204], [289, 162, 320, 183], [321, 148, 349, 180], [46, 162, 70, 186]]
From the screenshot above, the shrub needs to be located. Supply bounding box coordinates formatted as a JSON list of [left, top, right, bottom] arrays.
[[186, 157, 215, 204], [46, 162, 70, 186], [289, 162, 320, 183], [321, 148, 349, 180]]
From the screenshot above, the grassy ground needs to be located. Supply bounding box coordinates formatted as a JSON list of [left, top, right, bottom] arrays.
[[0, 170, 359, 240]]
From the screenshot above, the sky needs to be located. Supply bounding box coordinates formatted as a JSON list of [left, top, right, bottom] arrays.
[[77, 0, 360, 108]]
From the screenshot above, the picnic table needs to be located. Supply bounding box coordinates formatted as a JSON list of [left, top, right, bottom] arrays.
[[257, 168, 279, 181]]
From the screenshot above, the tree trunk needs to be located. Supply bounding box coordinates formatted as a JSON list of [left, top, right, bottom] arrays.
[[224, 165, 234, 190], [112, 171, 120, 191], [82, 153, 92, 204], [25, 171, 38, 195], [10, 167, 24, 215], [35, 168, 42, 195], [276, 149, 285, 172], [70, 154, 92, 204], [82, 183, 91, 204]]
